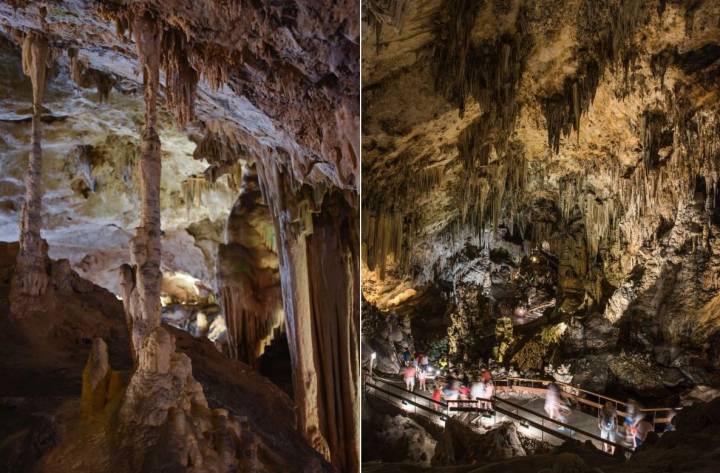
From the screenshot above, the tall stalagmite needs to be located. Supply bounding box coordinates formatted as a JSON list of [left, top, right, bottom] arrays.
[[12, 31, 50, 301], [120, 11, 162, 355]]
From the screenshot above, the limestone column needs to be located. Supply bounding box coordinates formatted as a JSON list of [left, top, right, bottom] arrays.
[[256, 162, 359, 472], [124, 12, 163, 354], [13, 32, 50, 299], [307, 194, 360, 473]]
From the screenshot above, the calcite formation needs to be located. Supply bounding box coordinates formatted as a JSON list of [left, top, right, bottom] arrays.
[[362, 0, 720, 402], [11, 31, 50, 302], [218, 165, 283, 366], [1, 0, 359, 471]]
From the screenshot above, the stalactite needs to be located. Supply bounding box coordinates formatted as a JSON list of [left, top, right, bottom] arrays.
[[433, 0, 531, 124], [12, 31, 50, 301], [543, 0, 645, 154], [255, 160, 359, 471], [306, 193, 360, 473], [542, 60, 602, 154], [194, 128, 247, 165], [161, 29, 198, 126], [217, 165, 283, 367], [362, 165, 442, 279], [365, 0, 409, 53]]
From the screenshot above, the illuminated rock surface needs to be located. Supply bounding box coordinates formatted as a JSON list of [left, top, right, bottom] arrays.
[[363, 0, 719, 469], [1, 0, 359, 471]]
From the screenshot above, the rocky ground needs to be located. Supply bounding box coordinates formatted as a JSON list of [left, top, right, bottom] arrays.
[[0, 242, 330, 473]]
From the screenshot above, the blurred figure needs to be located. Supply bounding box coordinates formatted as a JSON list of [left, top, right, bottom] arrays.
[[420, 353, 429, 371], [545, 382, 571, 430], [483, 376, 495, 411], [432, 384, 443, 410], [598, 402, 618, 454], [624, 399, 645, 448], [635, 417, 653, 448], [470, 376, 486, 411], [418, 367, 427, 391], [403, 363, 417, 392], [443, 380, 460, 401], [664, 409, 677, 432]]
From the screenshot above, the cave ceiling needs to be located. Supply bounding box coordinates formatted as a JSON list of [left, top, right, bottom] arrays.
[[0, 0, 360, 294], [361, 0, 720, 308]]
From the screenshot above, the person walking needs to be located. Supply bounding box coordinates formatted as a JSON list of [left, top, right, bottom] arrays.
[[483, 377, 495, 411], [420, 353, 429, 371], [432, 384, 443, 410], [418, 367, 427, 391], [598, 402, 618, 454], [624, 399, 644, 448], [403, 363, 417, 392], [470, 376, 486, 411], [545, 382, 571, 431]]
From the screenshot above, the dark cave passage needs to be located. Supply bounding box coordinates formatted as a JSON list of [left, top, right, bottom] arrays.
[[258, 330, 294, 398]]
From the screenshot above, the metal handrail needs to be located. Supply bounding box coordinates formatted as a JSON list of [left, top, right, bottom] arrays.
[[448, 397, 628, 452], [365, 379, 628, 454], [497, 377, 678, 426], [368, 369, 678, 427]]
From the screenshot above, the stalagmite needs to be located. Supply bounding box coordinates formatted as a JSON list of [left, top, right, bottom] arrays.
[[12, 31, 50, 301], [124, 11, 163, 355]]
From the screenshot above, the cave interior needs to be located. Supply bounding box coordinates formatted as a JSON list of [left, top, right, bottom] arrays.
[[361, 0, 720, 471], [0, 1, 359, 473]]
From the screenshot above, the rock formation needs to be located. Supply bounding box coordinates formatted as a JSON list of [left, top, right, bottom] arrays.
[[362, 0, 720, 403], [11, 30, 50, 302], [218, 164, 283, 365], [1, 0, 359, 471], [121, 8, 163, 356]]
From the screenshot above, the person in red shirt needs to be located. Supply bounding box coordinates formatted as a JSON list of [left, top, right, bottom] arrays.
[[432, 385, 443, 410]]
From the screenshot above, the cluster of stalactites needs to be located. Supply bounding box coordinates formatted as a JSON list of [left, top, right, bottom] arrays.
[[433, 0, 532, 126], [455, 118, 529, 242], [543, 0, 645, 154], [542, 60, 602, 154], [362, 166, 443, 279], [179, 164, 242, 215], [365, 0, 409, 53], [194, 129, 248, 167], [556, 107, 719, 262], [220, 284, 284, 365], [102, 6, 199, 127]]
